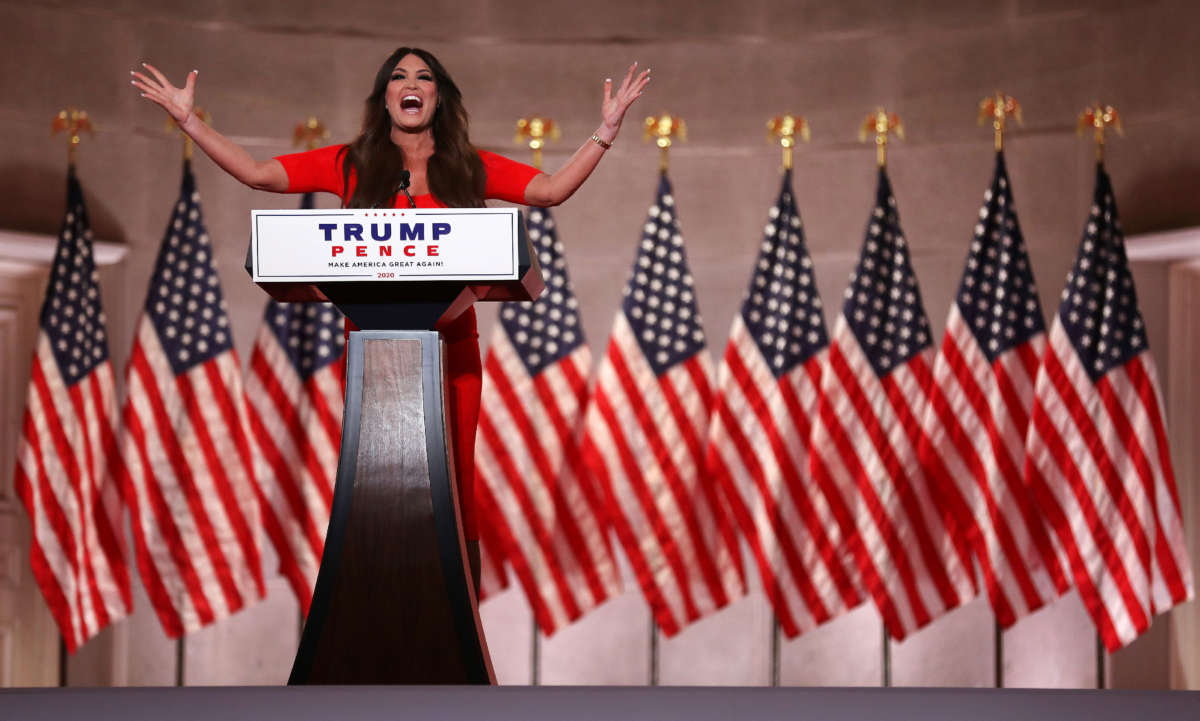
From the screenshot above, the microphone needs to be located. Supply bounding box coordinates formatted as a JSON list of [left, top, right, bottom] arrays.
[[396, 169, 417, 209]]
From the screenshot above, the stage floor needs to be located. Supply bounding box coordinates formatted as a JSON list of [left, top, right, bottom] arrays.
[[2, 685, 1197, 720]]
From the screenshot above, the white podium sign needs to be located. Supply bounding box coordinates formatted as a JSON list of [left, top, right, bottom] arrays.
[[250, 207, 521, 282]]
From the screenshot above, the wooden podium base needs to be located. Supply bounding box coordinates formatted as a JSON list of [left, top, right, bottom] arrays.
[[288, 330, 494, 685]]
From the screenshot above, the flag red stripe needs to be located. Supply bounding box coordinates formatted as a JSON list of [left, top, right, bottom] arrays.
[[476, 412, 577, 630], [1096, 369, 1187, 603], [65, 382, 110, 633], [1038, 350, 1148, 642], [1043, 352, 1154, 581], [989, 354, 1069, 589], [203, 357, 266, 594], [658, 360, 734, 605], [825, 342, 931, 633], [606, 343, 707, 619], [16, 409, 80, 649], [28, 364, 86, 619], [705, 422, 799, 635], [174, 369, 249, 612], [777, 359, 862, 608], [478, 361, 583, 619], [251, 350, 335, 520], [723, 345, 837, 624], [1025, 394, 1127, 649], [711, 390, 817, 632], [939, 334, 1049, 615], [1127, 357, 1182, 519], [1126, 357, 1189, 606], [129, 347, 218, 630], [248, 352, 326, 557], [84, 372, 132, 608], [879, 370, 967, 610], [116, 399, 193, 637], [587, 387, 689, 633], [560, 357, 609, 531], [530, 371, 610, 603]]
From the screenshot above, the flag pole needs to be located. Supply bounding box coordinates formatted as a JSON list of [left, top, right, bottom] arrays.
[[644, 113, 686, 173], [50, 107, 94, 682], [165, 107, 212, 161], [979, 92, 1022, 154], [1077, 103, 1123, 165], [859, 108, 903, 168], [978, 92, 1022, 689], [514, 114, 559, 682], [51, 107, 93, 169], [768, 114, 810, 173], [1077, 103, 1121, 690]]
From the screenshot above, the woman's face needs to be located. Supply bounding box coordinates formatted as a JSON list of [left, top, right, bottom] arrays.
[[385, 54, 439, 132]]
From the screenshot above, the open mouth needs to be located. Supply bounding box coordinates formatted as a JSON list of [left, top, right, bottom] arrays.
[[400, 95, 423, 112]]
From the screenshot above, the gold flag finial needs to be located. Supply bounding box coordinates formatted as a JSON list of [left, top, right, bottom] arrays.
[[294, 116, 330, 152], [52, 108, 94, 167], [767, 114, 810, 171], [1077, 103, 1123, 163], [165, 108, 211, 161], [858, 108, 903, 167], [514, 116, 560, 171], [978, 92, 1022, 152], [644, 113, 686, 172]]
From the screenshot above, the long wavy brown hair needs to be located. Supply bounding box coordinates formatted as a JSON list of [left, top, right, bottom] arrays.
[[338, 47, 485, 209]]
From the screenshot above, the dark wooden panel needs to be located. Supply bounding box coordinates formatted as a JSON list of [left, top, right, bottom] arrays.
[[290, 332, 492, 684]]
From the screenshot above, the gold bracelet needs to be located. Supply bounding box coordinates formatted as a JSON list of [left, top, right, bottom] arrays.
[[590, 133, 612, 150]]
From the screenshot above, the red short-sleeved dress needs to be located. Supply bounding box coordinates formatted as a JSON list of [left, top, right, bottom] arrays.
[[274, 144, 541, 541]]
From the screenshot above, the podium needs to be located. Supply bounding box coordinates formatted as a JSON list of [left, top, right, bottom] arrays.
[[248, 208, 543, 684]]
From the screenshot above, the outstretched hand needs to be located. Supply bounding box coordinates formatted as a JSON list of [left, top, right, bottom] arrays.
[[601, 62, 651, 132], [131, 63, 197, 126]]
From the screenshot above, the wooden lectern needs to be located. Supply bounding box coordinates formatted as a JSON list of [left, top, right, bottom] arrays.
[[248, 208, 542, 684]]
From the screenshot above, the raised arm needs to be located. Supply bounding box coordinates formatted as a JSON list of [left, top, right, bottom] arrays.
[[523, 62, 651, 208], [131, 63, 290, 193]]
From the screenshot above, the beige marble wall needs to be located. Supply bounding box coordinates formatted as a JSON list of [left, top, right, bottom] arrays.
[[1, 0, 1198, 689]]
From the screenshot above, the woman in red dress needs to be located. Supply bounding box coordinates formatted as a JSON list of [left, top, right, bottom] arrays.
[[132, 47, 650, 583]]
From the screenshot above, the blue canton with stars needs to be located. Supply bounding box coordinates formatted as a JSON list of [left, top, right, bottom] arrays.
[[956, 152, 1046, 363], [41, 169, 110, 386], [499, 207, 586, 377], [740, 170, 828, 379], [144, 162, 235, 376], [1058, 164, 1148, 382], [622, 174, 707, 376], [264, 193, 345, 380], [842, 168, 932, 378]]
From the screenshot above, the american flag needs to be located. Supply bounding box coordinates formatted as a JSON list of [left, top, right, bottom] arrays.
[[580, 174, 744, 636], [13, 169, 131, 652], [808, 167, 975, 640], [704, 170, 861, 637], [917, 153, 1069, 627], [114, 161, 265, 636], [475, 206, 620, 634], [244, 192, 345, 617], [1023, 163, 1193, 651]]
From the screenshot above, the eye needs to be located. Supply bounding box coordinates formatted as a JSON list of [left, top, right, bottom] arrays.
[[390, 72, 404, 81]]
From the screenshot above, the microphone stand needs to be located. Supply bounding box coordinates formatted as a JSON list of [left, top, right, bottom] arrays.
[[396, 169, 417, 209]]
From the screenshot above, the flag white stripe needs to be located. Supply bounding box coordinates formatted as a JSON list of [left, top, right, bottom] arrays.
[[19, 370, 87, 642], [35, 341, 103, 639], [128, 320, 228, 625], [714, 340, 842, 631], [611, 321, 739, 612], [589, 349, 690, 626]]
